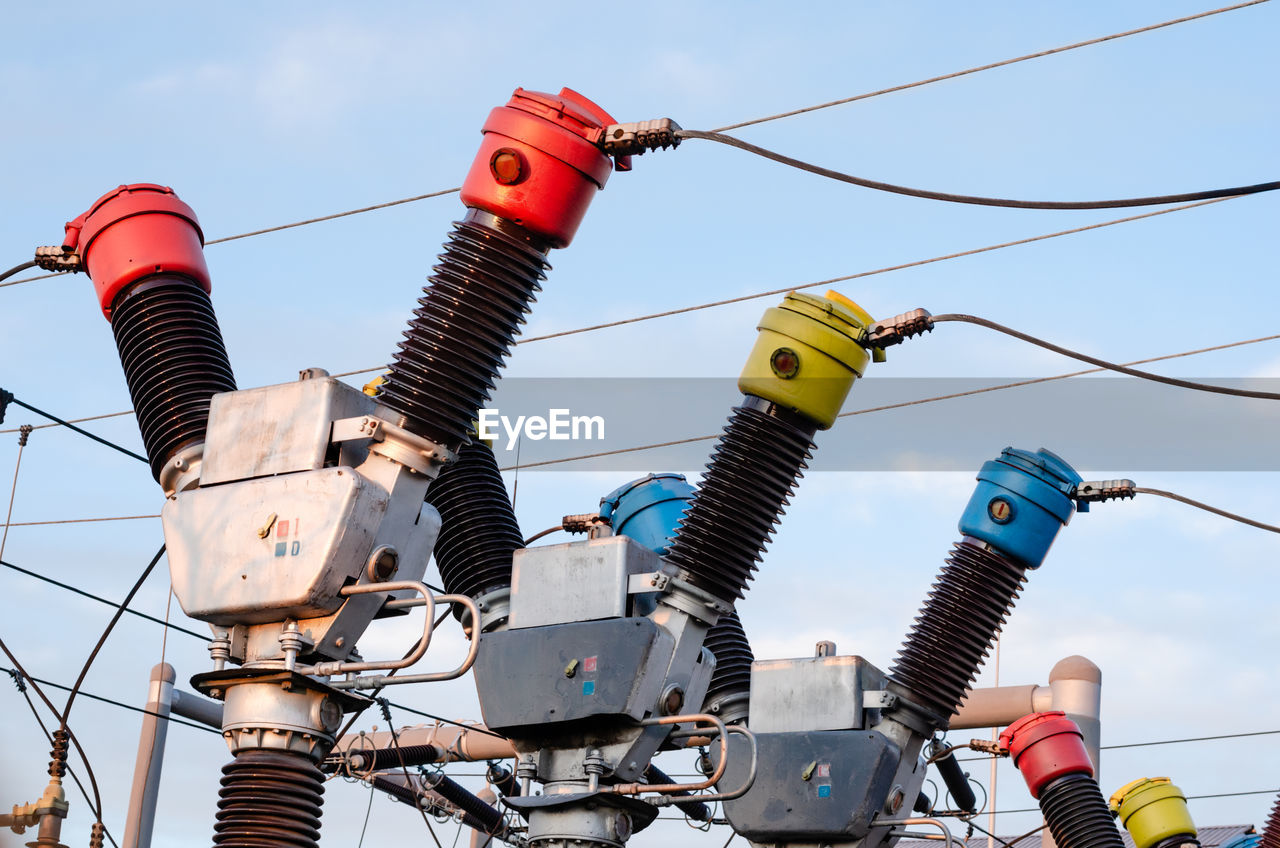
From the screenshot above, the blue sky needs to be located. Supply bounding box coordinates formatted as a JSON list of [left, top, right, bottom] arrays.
[[1, 3, 1276, 847]]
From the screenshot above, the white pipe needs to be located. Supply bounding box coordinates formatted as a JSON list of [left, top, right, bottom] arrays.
[[122, 663, 175, 848]]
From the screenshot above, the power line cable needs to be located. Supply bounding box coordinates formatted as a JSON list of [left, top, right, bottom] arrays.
[[711, 0, 1269, 132], [2, 2, 1266, 292], [0, 260, 38, 284], [6, 396, 147, 463], [2, 670, 119, 848], [497, 330, 1280, 471], [1132, 487, 1280, 534], [677, 129, 1279, 210], [61, 544, 165, 727], [1, 665, 219, 736], [985, 789, 1279, 815], [0, 557, 209, 641], [4, 514, 159, 527], [928, 313, 1280, 400], [0, 196, 1240, 435], [959, 728, 1280, 762], [0, 410, 134, 435]]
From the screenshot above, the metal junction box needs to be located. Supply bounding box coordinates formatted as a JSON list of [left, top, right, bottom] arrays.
[[749, 654, 887, 733], [718, 729, 901, 842], [508, 536, 661, 629], [201, 377, 375, 485], [163, 466, 386, 624], [472, 617, 674, 735]]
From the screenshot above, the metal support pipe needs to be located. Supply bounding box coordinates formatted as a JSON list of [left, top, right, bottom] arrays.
[[123, 663, 175, 848], [170, 688, 223, 729]]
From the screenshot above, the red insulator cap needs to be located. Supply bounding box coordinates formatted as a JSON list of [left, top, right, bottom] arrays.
[[999, 711, 1094, 798], [460, 87, 620, 249], [63, 184, 210, 320]]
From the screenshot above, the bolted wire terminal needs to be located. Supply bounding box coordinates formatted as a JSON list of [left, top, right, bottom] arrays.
[[867, 308, 934, 349], [562, 513, 611, 535], [968, 738, 1009, 757], [595, 118, 683, 157], [33, 245, 82, 274], [1074, 479, 1137, 504], [18, 424, 33, 447]]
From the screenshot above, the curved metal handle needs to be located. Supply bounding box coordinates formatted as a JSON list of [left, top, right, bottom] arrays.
[[604, 713, 728, 796], [301, 580, 437, 677]]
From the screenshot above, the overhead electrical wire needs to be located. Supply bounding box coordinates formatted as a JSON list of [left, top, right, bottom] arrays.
[[1132, 487, 1280, 534], [0, 1, 1265, 291], [0, 260, 38, 284], [986, 789, 1279, 815], [710, 0, 1269, 132], [676, 129, 1279, 209], [929, 314, 1280, 400], [6, 396, 146, 463], [2, 195, 1242, 436], [498, 329, 1280, 471]]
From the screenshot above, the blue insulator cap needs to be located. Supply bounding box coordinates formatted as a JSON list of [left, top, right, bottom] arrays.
[[598, 473, 695, 556], [1219, 835, 1261, 848], [958, 447, 1083, 569]]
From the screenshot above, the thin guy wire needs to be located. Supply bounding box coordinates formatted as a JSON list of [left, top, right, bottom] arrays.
[[0, 666, 219, 735], [379, 699, 446, 848], [931, 313, 1280, 399], [1134, 487, 1280, 534], [983, 788, 1279, 815], [3, 670, 119, 848], [4, 514, 159, 527], [1, 4, 1261, 291], [711, 0, 1270, 132], [8, 397, 147, 463], [1, 557, 210, 641], [0, 428, 29, 561], [0, 196, 1237, 433], [0, 188, 463, 288], [958, 727, 1280, 762], [0, 410, 133, 435], [498, 330, 1280, 471], [678, 129, 1279, 209], [513, 197, 1230, 347]]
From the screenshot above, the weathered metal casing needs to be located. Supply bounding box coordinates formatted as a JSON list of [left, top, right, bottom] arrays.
[[958, 447, 1082, 569], [1110, 777, 1197, 848], [472, 617, 674, 734], [747, 654, 887, 733], [164, 377, 441, 648], [508, 537, 661, 630], [716, 730, 900, 842], [738, 291, 875, 429]]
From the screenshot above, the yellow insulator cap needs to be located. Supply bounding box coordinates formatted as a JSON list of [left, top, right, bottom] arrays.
[[738, 291, 874, 429], [1110, 777, 1196, 848], [362, 374, 388, 397]]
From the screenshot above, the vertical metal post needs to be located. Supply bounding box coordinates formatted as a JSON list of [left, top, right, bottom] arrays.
[[1044, 655, 1103, 848], [122, 663, 175, 848]]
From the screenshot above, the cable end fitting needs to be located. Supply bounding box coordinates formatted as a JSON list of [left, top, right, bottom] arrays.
[[33, 245, 82, 274], [968, 738, 1009, 757], [1074, 479, 1136, 509], [596, 118, 683, 157], [562, 513, 610, 535], [868, 308, 934, 349]]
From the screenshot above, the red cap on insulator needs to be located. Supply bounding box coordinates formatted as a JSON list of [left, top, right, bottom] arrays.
[[460, 87, 622, 249], [63, 184, 210, 320], [1000, 711, 1094, 798]]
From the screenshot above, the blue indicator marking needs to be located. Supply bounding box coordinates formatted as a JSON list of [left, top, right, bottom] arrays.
[[274, 542, 287, 557], [817, 784, 831, 798], [582, 681, 596, 696]]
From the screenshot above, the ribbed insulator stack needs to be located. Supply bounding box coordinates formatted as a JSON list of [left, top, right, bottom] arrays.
[[892, 447, 1082, 725], [377, 212, 548, 452], [111, 276, 236, 481], [701, 610, 755, 722], [425, 439, 523, 605], [665, 401, 814, 602], [1262, 794, 1280, 848], [1040, 774, 1126, 848], [214, 750, 325, 848], [889, 539, 1026, 721], [66, 184, 236, 485]]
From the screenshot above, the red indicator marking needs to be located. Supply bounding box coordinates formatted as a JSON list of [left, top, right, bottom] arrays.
[[583, 656, 598, 673], [816, 763, 830, 778], [277, 520, 290, 538]]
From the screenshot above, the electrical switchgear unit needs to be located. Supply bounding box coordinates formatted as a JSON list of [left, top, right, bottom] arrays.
[[60, 85, 654, 848], [712, 447, 1090, 848]]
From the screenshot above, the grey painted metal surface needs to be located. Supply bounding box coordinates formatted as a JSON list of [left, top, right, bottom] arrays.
[[122, 663, 175, 848], [509, 537, 660, 630], [749, 654, 887, 733]]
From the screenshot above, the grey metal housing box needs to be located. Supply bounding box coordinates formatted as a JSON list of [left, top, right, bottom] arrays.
[[718, 729, 900, 842], [509, 536, 660, 629], [749, 654, 887, 733], [201, 377, 375, 485], [472, 617, 673, 735]]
